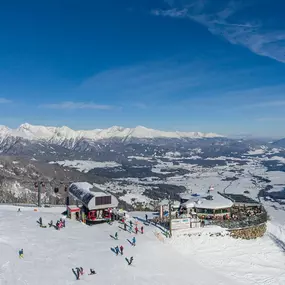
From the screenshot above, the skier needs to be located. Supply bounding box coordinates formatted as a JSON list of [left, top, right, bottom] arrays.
[[120, 245, 124, 255], [19, 248, 24, 258], [145, 214, 148, 222], [75, 267, 82, 279], [80, 267, 84, 275], [124, 223, 127, 231], [89, 269, 96, 275], [38, 217, 42, 226], [126, 256, 134, 265], [135, 226, 138, 234], [115, 246, 120, 256], [17, 208, 21, 212], [129, 220, 133, 227], [63, 219, 66, 227], [72, 268, 80, 280], [114, 232, 118, 240], [141, 226, 144, 234], [48, 220, 53, 227], [132, 236, 136, 246]]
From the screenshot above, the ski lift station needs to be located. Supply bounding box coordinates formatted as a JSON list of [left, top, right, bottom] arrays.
[[67, 182, 118, 224]]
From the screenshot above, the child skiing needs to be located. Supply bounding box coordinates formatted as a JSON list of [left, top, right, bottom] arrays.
[[18, 249, 24, 258], [132, 236, 136, 246], [141, 226, 144, 234], [120, 245, 124, 255], [115, 246, 120, 256]]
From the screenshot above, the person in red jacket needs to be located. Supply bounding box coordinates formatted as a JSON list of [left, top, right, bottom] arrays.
[[120, 245, 124, 255], [135, 226, 138, 234]]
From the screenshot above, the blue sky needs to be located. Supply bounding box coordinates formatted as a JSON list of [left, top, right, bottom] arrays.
[[0, 0, 285, 137]]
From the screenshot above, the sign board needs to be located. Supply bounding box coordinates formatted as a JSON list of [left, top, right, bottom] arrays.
[[171, 218, 190, 230]]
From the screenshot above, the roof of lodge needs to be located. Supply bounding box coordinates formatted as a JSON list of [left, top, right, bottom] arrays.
[[180, 192, 233, 210], [69, 182, 113, 209], [219, 193, 260, 205]]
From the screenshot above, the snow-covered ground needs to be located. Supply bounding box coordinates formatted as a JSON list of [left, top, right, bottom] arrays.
[[49, 160, 121, 172], [0, 206, 284, 285]]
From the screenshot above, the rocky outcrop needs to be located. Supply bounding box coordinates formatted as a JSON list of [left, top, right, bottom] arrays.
[[229, 223, 266, 239]]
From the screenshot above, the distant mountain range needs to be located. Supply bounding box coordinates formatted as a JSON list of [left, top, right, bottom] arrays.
[[0, 123, 223, 143], [272, 138, 285, 148]]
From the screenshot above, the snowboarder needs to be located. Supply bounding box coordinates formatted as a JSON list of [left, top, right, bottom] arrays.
[[115, 246, 120, 256], [141, 226, 144, 234], [132, 236, 136, 246], [114, 232, 118, 240], [135, 226, 138, 234], [125, 256, 134, 265], [145, 214, 148, 222], [19, 249, 24, 258], [89, 269, 96, 275], [120, 245, 124, 255]]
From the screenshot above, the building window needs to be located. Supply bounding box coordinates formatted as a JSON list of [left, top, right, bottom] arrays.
[[96, 196, 111, 206]]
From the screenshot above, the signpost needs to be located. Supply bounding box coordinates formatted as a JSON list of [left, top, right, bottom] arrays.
[[171, 218, 191, 230]]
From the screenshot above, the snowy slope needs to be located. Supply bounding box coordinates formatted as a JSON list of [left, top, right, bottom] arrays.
[[1, 206, 285, 285], [0, 123, 223, 143]]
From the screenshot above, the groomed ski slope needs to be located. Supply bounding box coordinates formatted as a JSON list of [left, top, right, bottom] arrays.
[[0, 206, 284, 285]]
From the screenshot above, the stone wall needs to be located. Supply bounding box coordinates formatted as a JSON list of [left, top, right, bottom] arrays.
[[229, 223, 267, 239]]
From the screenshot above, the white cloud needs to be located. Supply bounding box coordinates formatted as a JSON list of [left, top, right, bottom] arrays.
[[153, 0, 285, 63], [0, 98, 12, 104], [79, 60, 202, 102], [151, 8, 188, 18], [40, 101, 114, 110]]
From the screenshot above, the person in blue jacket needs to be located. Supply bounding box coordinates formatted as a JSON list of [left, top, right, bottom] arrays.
[[132, 236, 136, 246]]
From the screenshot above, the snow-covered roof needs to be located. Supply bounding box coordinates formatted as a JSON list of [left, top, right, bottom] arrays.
[[180, 192, 233, 210], [69, 182, 118, 210]]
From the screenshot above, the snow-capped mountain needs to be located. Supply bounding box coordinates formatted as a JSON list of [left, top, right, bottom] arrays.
[[0, 123, 223, 143]]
